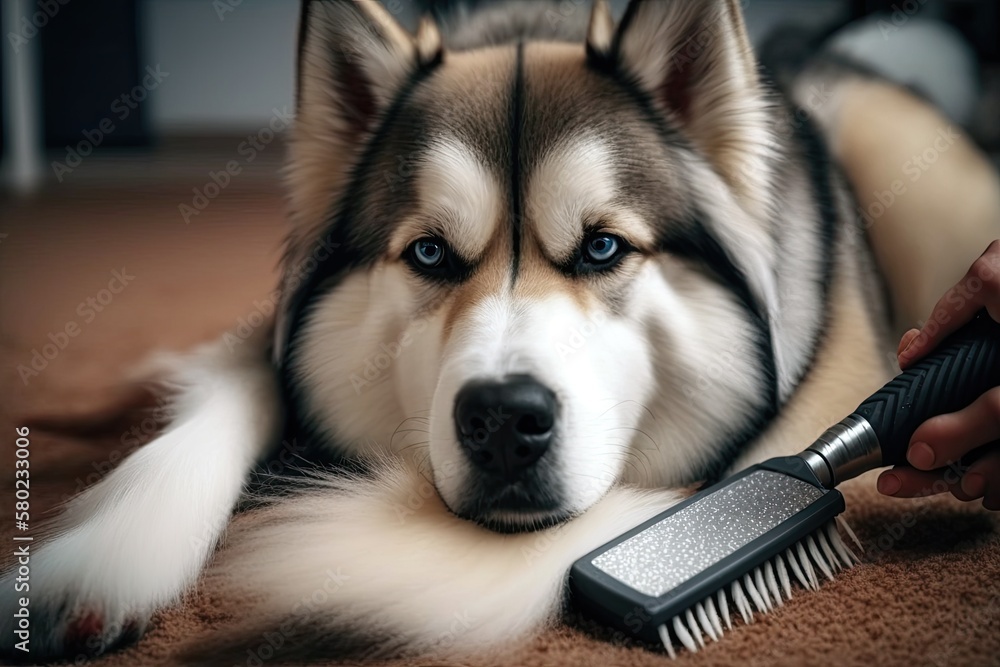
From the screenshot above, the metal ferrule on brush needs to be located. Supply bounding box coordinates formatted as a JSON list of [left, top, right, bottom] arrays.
[[798, 414, 881, 489]]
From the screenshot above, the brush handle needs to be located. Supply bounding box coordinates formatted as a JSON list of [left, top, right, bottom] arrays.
[[853, 310, 1000, 468]]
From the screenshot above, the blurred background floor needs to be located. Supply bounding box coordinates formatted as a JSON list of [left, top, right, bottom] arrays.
[[0, 141, 286, 464]]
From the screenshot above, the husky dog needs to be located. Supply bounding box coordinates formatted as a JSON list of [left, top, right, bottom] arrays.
[[4, 0, 998, 661]]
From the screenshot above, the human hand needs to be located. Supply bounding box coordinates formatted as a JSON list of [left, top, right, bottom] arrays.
[[877, 240, 1000, 509]]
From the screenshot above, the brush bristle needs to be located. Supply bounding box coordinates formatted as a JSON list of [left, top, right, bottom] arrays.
[[656, 518, 862, 657]]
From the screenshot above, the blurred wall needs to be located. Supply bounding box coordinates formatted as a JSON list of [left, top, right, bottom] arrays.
[[139, 0, 844, 136], [142, 0, 298, 134]]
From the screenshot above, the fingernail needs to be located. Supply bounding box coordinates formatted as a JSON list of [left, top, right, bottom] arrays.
[[878, 473, 901, 496], [897, 328, 920, 357], [962, 472, 986, 498], [907, 442, 935, 470]]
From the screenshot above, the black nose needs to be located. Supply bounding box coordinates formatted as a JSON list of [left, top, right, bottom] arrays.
[[453, 375, 557, 479]]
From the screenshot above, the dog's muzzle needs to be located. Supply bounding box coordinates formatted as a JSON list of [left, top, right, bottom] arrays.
[[453, 375, 556, 480]]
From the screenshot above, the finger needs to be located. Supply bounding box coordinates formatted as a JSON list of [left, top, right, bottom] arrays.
[[877, 467, 961, 498], [899, 240, 1000, 368], [906, 388, 1000, 470], [896, 328, 920, 357], [965, 448, 1000, 510]]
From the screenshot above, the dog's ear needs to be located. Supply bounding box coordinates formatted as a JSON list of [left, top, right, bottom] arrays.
[[296, 0, 431, 133], [602, 0, 772, 211], [286, 1, 442, 252]]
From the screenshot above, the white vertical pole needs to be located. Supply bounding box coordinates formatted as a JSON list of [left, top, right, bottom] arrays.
[[2, 0, 45, 193]]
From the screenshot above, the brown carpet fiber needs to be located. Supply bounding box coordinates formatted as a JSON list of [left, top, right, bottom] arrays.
[[1, 167, 998, 666]]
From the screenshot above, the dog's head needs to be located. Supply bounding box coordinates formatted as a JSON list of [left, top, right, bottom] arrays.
[[279, 0, 794, 531]]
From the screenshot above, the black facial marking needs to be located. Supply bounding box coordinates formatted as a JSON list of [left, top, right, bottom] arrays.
[[767, 104, 844, 401], [792, 111, 839, 323], [660, 216, 779, 482], [509, 40, 525, 283], [294, 2, 311, 108]]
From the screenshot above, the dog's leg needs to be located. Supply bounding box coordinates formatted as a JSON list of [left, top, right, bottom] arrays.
[[1, 337, 280, 660]]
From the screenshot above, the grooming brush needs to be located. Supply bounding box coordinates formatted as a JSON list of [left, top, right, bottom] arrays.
[[571, 311, 1000, 657]]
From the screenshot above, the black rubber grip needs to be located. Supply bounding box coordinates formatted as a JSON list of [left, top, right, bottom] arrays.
[[852, 311, 1000, 467]]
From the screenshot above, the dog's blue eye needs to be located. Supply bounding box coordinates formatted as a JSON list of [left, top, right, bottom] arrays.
[[584, 235, 620, 263], [413, 239, 446, 267], [406, 236, 473, 283]]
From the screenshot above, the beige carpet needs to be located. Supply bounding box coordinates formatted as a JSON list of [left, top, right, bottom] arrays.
[[1, 168, 998, 667]]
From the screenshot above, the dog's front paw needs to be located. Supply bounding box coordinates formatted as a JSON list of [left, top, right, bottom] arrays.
[[1, 573, 153, 661], [0, 520, 173, 661]]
